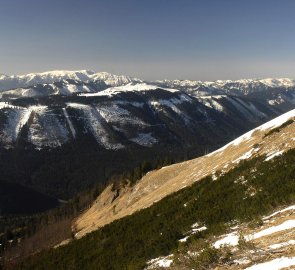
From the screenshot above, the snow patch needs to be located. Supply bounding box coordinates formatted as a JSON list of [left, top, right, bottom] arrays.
[[130, 133, 158, 147], [265, 150, 284, 161], [145, 255, 173, 269], [268, 240, 295, 250], [62, 108, 76, 138], [263, 205, 295, 220], [245, 256, 295, 270], [233, 148, 257, 163], [214, 219, 295, 248], [234, 258, 251, 265], [67, 103, 124, 150], [28, 106, 69, 148]]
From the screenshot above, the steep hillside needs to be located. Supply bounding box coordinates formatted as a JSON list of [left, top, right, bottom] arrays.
[[75, 109, 295, 237], [11, 111, 295, 270]]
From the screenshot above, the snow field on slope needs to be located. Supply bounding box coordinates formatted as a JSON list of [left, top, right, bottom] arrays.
[[62, 108, 76, 138], [67, 103, 124, 150], [0, 107, 32, 143], [264, 150, 284, 161], [148, 98, 192, 124], [263, 205, 295, 221], [268, 240, 295, 250], [28, 106, 70, 148], [213, 220, 295, 248], [98, 104, 146, 126], [129, 133, 158, 147], [198, 97, 224, 112], [145, 255, 173, 269], [244, 256, 295, 270]]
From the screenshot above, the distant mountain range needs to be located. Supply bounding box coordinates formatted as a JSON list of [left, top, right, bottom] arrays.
[[0, 70, 295, 97], [0, 70, 141, 93]]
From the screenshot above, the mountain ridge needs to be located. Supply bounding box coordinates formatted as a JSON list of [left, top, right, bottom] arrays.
[[1, 70, 295, 96]]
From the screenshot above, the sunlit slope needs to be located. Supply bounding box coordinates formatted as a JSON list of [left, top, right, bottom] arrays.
[[75, 109, 295, 237]]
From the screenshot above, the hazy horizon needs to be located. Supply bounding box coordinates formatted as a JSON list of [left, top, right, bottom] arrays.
[[1, 0, 295, 81]]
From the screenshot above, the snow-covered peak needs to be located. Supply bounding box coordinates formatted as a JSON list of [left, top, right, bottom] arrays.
[[17, 69, 95, 84], [0, 70, 142, 92], [0, 70, 96, 92], [90, 72, 142, 86]]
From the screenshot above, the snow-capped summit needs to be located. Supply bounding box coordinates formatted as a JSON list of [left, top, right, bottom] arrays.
[[0, 70, 96, 92], [90, 72, 142, 86], [20, 70, 96, 86], [0, 70, 142, 92]]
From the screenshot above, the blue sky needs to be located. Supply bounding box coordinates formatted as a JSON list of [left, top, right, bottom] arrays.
[[0, 0, 294, 80]]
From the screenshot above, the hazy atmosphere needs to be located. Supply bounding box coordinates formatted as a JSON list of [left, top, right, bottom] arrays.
[[1, 0, 295, 80]]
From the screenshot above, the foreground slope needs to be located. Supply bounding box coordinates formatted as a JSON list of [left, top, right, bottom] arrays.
[[13, 110, 295, 270], [75, 109, 295, 237]]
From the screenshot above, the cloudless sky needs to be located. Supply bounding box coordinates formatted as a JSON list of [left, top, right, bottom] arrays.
[[0, 0, 295, 80]]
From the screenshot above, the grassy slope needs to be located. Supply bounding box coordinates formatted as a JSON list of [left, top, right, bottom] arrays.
[[14, 149, 295, 270]]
